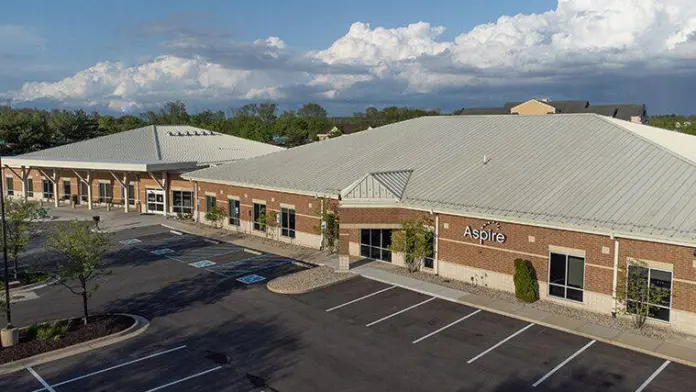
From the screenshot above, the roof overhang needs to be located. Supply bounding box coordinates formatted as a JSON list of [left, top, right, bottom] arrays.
[[181, 175, 339, 199], [1, 157, 199, 172]]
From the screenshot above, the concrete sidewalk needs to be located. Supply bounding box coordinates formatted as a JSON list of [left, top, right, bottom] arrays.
[[161, 219, 696, 368]]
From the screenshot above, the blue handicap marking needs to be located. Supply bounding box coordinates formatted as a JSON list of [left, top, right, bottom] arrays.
[[151, 248, 175, 256], [120, 239, 142, 245], [189, 260, 216, 268], [236, 274, 266, 284]]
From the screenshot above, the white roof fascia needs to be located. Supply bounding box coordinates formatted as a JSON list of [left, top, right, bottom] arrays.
[[181, 176, 339, 199], [340, 201, 696, 248], [1, 157, 198, 172]]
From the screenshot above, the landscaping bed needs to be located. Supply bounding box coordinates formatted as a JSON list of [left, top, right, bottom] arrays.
[[0, 270, 51, 290], [0, 314, 134, 364], [268, 265, 354, 294]]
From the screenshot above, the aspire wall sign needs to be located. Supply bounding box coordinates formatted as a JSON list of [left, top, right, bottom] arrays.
[[463, 221, 507, 244]]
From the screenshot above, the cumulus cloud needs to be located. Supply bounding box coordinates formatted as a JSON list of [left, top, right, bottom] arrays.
[[3, 0, 696, 113]]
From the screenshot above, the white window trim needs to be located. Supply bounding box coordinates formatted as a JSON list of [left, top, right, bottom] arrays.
[[626, 265, 673, 323]]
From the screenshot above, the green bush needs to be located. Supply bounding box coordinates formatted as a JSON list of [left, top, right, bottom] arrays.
[[513, 258, 538, 303], [30, 321, 70, 341]]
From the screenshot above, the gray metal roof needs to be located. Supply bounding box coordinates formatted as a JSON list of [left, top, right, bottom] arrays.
[[342, 170, 413, 201], [184, 114, 696, 244], [17, 125, 283, 165]]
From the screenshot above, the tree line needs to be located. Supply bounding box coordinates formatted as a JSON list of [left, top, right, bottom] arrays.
[[0, 102, 440, 155]]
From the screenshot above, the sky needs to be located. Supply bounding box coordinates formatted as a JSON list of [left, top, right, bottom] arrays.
[[1, 0, 695, 115]]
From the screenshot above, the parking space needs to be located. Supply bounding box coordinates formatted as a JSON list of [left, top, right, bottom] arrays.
[[292, 276, 696, 391], [4, 344, 228, 392]]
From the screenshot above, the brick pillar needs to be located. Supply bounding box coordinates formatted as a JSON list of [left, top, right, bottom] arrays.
[[338, 228, 351, 270]]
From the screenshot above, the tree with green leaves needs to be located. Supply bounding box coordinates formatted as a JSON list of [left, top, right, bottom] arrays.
[[297, 103, 327, 119], [204, 205, 226, 228], [314, 197, 340, 254], [2, 199, 41, 279], [390, 217, 434, 272], [265, 210, 278, 242], [616, 261, 673, 329], [46, 221, 111, 325], [513, 258, 538, 303]]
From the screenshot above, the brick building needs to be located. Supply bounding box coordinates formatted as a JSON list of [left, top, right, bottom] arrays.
[[183, 114, 696, 334], [1, 125, 282, 214]]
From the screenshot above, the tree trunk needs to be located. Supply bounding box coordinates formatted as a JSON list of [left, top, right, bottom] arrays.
[[11, 255, 18, 280], [82, 289, 89, 325]]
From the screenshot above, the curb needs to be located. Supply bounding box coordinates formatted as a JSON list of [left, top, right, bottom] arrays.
[[354, 271, 696, 369], [9, 277, 57, 294], [267, 272, 357, 295], [0, 313, 150, 376]]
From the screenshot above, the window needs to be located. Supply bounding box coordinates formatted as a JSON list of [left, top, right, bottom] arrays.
[[5, 177, 13, 196], [128, 184, 135, 205], [253, 203, 266, 231], [627, 265, 672, 322], [423, 234, 435, 269], [62, 181, 71, 200], [360, 229, 392, 262], [172, 191, 193, 214], [80, 182, 89, 202], [281, 208, 296, 238], [26, 179, 34, 198], [549, 252, 585, 302], [206, 195, 216, 211], [42, 179, 54, 199], [228, 199, 240, 226], [98, 183, 113, 203]]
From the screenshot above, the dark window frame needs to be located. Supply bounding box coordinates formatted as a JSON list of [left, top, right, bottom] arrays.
[[98, 183, 113, 203], [42, 179, 54, 199], [359, 229, 392, 262], [228, 198, 240, 226], [26, 178, 34, 198], [253, 203, 266, 231], [5, 177, 13, 196], [205, 195, 216, 212], [281, 207, 296, 238], [627, 265, 672, 322], [548, 252, 585, 302], [172, 190, 193, 214]]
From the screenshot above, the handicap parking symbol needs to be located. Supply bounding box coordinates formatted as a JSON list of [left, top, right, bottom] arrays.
[[120, 238, 142, 245], [151, 248, 175, 256], [189, 260, 216, 268], [236, 274, 266, 284]]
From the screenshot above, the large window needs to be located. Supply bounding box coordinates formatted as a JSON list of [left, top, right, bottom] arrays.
[[253, 203, 266, 231], [5, 177, 13, 196], [26, 179, 34, 198], [549, 252, 585, 302], [206, 195, 216, 211], [360, 229, 392, 262], [80, 182, 89, 202], [423, 234, 435, 269], [62, 181, 71, 200], [128, 184, 135, 205], [281, 207, 296, 238], [228, 199, 240, 226], [627, 265, 672, 322], [172, 191, 193, 214], [98, 183, 113, 203], [42, 179, 53, 199]]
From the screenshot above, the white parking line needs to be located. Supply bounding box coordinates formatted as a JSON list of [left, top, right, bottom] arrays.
[[635, 360, 671, 392], [27, 367, 55, 392], [532, 340, 596, 387], [30, 345, 188, 392], [467, 323, 535, 364], [412, 309, 482, 344], [326, 286, 396, 312], [366, 297, 436, 327], [143, 366, 222, 392]]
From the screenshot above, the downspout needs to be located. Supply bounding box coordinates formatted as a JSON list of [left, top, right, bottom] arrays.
[[611, 234, 619, 317], [434, 212, 440, 275], [193, 180, 199, 222], [319, 196, 324, 250]]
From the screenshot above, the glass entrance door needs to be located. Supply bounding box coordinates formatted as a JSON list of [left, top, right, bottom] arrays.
[[146, 189, 165, 214]]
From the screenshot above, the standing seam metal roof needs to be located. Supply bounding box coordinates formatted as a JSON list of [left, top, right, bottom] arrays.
[[184, 114, 696, 244]]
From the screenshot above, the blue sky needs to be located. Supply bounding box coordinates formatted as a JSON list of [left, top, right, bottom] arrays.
[[1, 0, 695, 115]]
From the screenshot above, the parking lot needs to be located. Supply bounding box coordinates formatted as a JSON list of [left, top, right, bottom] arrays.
[[294, 277, 696, 392], [4, 223, 696, 391]]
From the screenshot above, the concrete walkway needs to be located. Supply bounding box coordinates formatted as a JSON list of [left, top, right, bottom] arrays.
[[148, 218, 696, 367]]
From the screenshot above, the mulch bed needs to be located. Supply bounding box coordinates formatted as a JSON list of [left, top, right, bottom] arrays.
[[0, 314, 134, 364], [0, 270, 50, 288]]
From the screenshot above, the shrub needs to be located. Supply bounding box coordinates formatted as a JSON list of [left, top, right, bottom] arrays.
[[513, 258, 538, 303], [27, 321, 70, 341], [204, 206, 226, 228]]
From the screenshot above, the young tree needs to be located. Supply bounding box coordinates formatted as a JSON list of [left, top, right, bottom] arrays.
[[46, 221, 111, 325], [2, 199, 41, 279], [513, 258, 538, 303], [314, 197, 339, 254], [204, 206, 226, 228], [265, 210, 278, 243], [390, 217, 434, 272], [617, 261, 672, 329]]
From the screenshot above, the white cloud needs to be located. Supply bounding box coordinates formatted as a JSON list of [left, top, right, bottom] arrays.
[[3, 0, 696, 112]]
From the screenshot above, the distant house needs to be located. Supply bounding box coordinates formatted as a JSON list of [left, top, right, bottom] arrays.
[[458, 98, 647, 123], [317, 124, 374, 141]]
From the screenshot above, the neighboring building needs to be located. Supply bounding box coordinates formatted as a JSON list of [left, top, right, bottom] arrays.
[[1, 125, 283, 214], [184, 114, 696, 334], [458, 98, 647, 123], [317, 124, 373, 141]]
